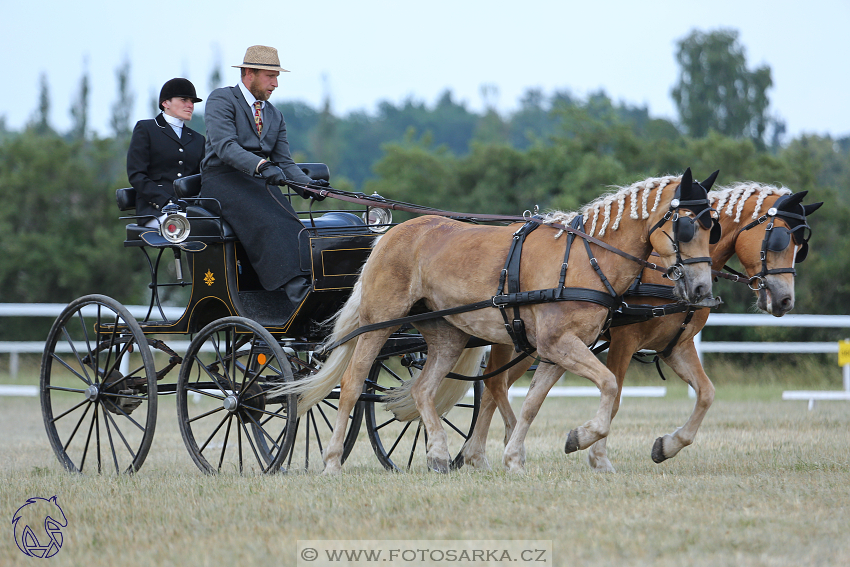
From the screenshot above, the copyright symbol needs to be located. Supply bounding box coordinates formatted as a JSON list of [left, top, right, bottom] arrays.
[[301, 547, 318, 562]]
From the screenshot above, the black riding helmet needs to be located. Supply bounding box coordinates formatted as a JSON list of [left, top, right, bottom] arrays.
[[159, 78, 203, 111]]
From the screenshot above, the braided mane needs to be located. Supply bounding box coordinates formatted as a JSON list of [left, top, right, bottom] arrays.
[[709, 182, 792, 223], [541, 175, 681, 238]]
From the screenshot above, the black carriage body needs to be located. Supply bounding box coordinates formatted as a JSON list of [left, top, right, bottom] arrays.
[[118, 169, 377, 339]]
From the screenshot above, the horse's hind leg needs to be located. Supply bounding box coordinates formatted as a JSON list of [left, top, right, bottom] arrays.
[[652, 339, 715, 463], [323, 329, 395, 474], [411, 323, 470, 473], [460, 344, 527, 470]]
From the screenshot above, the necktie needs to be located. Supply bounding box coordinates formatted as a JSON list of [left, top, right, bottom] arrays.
[[253, 101, 263, 136]]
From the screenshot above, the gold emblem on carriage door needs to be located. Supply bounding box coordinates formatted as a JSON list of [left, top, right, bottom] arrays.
[[204, 270, 215, 286]]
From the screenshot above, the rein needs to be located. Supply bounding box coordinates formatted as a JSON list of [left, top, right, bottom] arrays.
[[294, 180, 712, 377], [289, 180, 674, 277]]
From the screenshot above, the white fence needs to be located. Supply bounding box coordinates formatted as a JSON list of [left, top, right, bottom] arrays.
[[1, 305, 849, 404]]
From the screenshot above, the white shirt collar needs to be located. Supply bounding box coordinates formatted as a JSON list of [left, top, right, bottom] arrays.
[[238, 81, 264, 109], [162, 112, 184, 128]]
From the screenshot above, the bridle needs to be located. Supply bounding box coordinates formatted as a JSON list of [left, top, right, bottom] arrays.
[[737, 201, 812, 291], [646, 184, 720, 282]]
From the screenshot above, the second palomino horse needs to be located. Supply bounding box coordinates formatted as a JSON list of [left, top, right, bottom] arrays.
[[460, 182, 822, 472], [278, 169, 719, 473]]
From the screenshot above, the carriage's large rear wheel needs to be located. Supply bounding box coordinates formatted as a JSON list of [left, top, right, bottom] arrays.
[[176, 317, 297, 474], [40, 294, 157, 474], [364, 351, 482, 471]]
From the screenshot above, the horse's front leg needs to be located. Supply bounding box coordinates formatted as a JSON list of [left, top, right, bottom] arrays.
[[653, 339, 715, 463], [502, 361, 564, 473], [586, 331, 641, 473]]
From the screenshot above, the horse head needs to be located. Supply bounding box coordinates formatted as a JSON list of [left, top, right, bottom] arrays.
[[647, 167, 718, 304], [734, 190, 822, 316]]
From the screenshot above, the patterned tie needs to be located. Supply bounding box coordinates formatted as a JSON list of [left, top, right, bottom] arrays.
[[253, 101, 263, 136]]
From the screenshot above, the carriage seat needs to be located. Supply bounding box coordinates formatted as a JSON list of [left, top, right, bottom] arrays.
[[118, 163, 360, 247]]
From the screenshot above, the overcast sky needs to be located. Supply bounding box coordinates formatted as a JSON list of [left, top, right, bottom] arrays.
[[2, 0, 848, 140]]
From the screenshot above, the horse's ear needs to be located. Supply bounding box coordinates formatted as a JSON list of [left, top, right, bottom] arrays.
[[803, 202, 824, 216], [679, 168, 693, 197], [700, 170, 720, 190], [778, 191, 806, 211]]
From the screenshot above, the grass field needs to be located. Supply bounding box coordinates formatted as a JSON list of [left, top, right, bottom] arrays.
[[1, 363, 849, 567]]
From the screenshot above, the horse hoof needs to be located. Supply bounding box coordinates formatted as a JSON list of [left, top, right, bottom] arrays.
[[428, 457, 449, 474], [651, 437, 668, 463], [449, 454, 465, 471], [564, 429, 581, 454]]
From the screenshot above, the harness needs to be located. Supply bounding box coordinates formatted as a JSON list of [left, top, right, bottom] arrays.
[[305, 178, 718, 380], [496, 215, 621, 356], [735, 201, 811, 290]]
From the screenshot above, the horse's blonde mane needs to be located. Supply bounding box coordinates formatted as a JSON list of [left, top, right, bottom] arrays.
[[541, 175, 681, 238], [709, 182, 792, 223]]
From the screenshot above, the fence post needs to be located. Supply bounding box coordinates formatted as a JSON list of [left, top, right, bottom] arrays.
[[10, 352, 19, 380]]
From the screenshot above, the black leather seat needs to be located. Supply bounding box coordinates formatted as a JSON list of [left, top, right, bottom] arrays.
[[119, 163, 352, 245]]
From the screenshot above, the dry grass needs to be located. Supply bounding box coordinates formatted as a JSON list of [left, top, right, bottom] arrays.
[[1, 369, 849, 567]]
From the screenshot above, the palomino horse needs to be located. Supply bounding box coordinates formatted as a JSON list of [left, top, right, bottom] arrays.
[[460, 182, 822, 472], [278, 169, 718, 473]]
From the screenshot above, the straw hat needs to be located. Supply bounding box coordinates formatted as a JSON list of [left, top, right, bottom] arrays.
[[233, 45, 290, 73]]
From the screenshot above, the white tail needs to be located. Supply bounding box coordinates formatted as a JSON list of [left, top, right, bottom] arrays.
[[383, 346, 488, 422], [272, 280, 364, 417]]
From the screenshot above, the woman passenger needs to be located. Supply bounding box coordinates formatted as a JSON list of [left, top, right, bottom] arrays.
[[126, 78, 205, 228]]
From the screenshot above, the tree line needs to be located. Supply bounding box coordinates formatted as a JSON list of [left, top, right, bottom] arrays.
[[1, 29, 848, 347]]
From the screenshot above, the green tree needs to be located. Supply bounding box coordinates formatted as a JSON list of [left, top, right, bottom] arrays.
[[110, 57, 134, 140], [29, 73, 52, 135], [671, 29, 773, 143], [69, 62, 90, 140]]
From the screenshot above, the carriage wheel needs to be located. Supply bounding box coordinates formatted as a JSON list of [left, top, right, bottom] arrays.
[[364, 352, 482, 471], [176, 317, 297, 474], [40, 294, 157, 474], [279, 349, 363, 473]]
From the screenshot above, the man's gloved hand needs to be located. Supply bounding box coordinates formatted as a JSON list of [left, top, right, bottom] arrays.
[[258, 161, 287, 186], [305, 178, 330, 201]]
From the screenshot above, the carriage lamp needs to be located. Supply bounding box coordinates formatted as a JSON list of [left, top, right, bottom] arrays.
[[160, 203, 191, 244], [362, 193, 392, 233]]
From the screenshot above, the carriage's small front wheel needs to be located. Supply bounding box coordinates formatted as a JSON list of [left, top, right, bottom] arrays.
[[364, 352, 482, 471], [40, 294, 157, 474], [176, 317, 297, 474]]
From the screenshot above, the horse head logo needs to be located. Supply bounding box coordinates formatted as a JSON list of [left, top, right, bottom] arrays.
[[12, 496, 67, 558]]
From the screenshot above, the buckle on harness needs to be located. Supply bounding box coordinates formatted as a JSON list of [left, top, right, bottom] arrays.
[[652, 307, 666, 318]]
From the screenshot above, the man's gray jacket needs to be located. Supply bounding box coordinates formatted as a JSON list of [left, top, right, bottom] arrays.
[[200, 84, 314, 291]]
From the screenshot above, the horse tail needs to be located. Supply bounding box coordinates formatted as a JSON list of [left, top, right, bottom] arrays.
[[273, 279, 363, 417], [383, 346, 488, 422]]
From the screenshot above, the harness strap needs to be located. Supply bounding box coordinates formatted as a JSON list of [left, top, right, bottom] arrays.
[[498, 219, 541, 356], [317, 299, 494, 354], [445, 351, 533, 382]]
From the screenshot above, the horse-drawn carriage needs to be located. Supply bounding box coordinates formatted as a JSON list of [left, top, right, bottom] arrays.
[[39, 165, 820, 476], [39, 165, 481, 475]]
